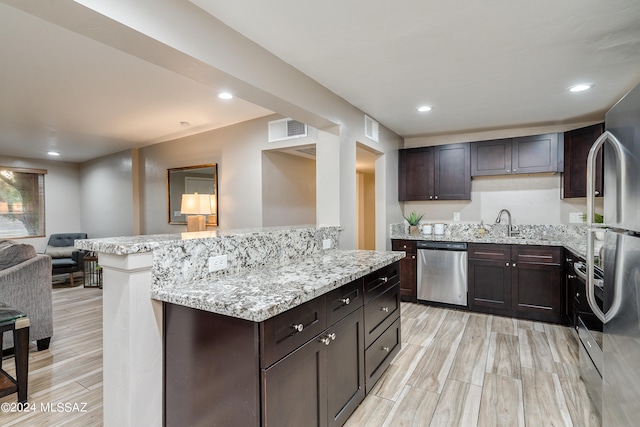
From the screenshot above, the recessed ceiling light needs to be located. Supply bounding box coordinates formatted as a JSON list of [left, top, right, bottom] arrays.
[[217, 92, 233, 100], [569, 84, 592, 92], [47, 151, 60, 156], [417, 105, 432, 112]]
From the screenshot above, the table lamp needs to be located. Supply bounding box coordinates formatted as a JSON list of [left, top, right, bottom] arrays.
[[180, 193, 213, 232]]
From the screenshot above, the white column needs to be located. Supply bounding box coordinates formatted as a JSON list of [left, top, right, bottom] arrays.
[[99, 251, 162, 427]]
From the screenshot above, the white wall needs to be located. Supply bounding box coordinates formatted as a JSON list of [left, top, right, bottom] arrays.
[[79, 149, 134, 238], [262, 151, 316, 227], [403, 121, 604, 225], [139, 114, 330, 234], [0, 155, 81, 252]]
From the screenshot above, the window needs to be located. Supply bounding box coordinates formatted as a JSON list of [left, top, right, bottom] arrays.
[[0, 167, 46, 238]]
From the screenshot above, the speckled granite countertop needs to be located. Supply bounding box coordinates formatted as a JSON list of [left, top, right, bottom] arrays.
[[390, 223, 603, 260], [74, 225, 334, 255], [151, 249, 404, 322]]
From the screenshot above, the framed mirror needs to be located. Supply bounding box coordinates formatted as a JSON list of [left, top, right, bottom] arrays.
[[167, 164, 218, 226]]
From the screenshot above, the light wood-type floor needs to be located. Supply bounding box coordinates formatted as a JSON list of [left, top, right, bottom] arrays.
[[0, 286, 103, 426], [346, 302, 601, 427], [0, 288, 599, 426]]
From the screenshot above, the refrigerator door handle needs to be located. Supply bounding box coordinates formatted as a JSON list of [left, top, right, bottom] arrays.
[[586, 131, 625, 323]]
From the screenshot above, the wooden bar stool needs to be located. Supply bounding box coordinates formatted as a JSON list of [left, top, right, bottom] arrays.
[[0, 304, 29, 403]]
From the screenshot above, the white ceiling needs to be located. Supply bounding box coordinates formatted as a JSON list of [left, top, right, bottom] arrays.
[[2, 0, 640, 163]]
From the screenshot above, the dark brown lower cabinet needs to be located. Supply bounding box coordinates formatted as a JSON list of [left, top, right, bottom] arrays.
[[391, 239, 417, 302], [468, 244, 564, 323], [468, 258, 512, 316], [512, 261, 563, 323], [263, 308, 364, 427]]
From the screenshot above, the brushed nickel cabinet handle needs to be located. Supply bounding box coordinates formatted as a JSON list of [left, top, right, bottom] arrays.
[[320, 337, 331, 346], [382, 346, 390, 352], [292, 323, 304, 332], [341, 297, 350, 305], [381, 307, 390, 313]]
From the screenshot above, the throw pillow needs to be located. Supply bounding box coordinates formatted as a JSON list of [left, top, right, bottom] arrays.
[[45, 245, 76, 259], [0, 239, 37, 271]]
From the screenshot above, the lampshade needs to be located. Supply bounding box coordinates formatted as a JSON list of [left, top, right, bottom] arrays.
[[180, 193, 213, 215]]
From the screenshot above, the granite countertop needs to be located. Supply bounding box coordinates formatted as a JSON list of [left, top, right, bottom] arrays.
[[151, 249, 405, 322], [74, 225, 336, 255], [390, 231, 601, 260]]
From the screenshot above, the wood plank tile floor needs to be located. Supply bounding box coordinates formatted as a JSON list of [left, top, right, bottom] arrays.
[[346, 302, 601, 427], [0, 286, 103, 426], [0, 288, 601, 426]]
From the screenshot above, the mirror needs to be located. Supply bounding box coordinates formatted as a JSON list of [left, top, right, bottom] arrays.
[[167, 164, 218, 226]]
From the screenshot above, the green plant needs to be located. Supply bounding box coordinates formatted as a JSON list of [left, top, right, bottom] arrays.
[[403, 211, 424, 226]]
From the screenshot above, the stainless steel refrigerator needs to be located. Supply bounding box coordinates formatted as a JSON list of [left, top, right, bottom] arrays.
[[586, 81, 640, 426]]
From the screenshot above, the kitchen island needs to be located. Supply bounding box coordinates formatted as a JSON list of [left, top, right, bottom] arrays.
[[76, 226, 403, 427]]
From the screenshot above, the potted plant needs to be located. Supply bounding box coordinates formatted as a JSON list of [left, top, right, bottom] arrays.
[[403, 211, 425, 235]]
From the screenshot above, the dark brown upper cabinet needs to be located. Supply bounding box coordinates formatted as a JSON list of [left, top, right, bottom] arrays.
[[471, 133, 562, 176], [562, 123, 604, 198], [470, 138, 512, 176], [398, 143, 470, 201]]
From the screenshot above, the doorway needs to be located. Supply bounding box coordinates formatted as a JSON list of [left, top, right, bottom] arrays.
[[356, 144, 376, 250]]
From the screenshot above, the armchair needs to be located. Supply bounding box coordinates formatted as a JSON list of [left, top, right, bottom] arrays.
[[44, 233, 88, 287]]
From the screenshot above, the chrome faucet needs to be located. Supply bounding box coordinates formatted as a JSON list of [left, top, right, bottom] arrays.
[[495, 209, 517, 236]]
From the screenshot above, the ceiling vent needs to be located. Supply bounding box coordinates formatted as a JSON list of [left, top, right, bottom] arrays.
[[364, 115, 379, 142], [268, 118, 307, 142]]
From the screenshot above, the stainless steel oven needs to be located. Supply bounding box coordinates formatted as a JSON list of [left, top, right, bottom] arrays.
[[573, 260, 604, 416]]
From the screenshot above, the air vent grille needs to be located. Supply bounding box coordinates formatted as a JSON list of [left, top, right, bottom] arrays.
[[268, 118, 308, 142], [364, 115, 379, 142]]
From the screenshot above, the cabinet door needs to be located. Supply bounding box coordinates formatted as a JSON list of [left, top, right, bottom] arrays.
[[511, 262, 563, 323], [468, 259, 512, 316], [391, 240, 417, 302], [326, 309, 365, 427], [512, 133, 559, 174], [434, 143, 471, 200], [263, 337, 327, 427], [398, 147, 434, 201], [471, 138, 512, 176], [563, 123, 604, 198], [398, 253, 417, 302]]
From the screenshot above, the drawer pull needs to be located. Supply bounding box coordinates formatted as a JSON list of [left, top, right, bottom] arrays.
[[506, 262, 510, 267], [341, 297, 351, 305], [320, 337, 331, 346], [381, 277, 389, 283], [292, 323, 304, 333], [513, 263, 517, 268], [568, 275, 577, 279], [576, 293, 580, 298], [327, 333, 336, 341], [381, 307, 390, 313], [382, 346, 390, 353]]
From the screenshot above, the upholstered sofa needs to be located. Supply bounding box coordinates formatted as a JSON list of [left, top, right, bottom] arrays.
[[0, 239, 53, 350]]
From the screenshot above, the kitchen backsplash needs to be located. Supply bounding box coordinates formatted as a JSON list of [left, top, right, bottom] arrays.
[[152, 225, 341, 290], [390, 222, 588, 240]]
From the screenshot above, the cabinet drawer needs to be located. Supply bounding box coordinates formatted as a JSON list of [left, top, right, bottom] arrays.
[[513, 245, 562, 265], [468, 244, 510, 261], [364, 283, 400, 348], [326, 278, 363, 326], [365, 317, 401, 394], [391, 239, 416, 253], [261, 295, 327, 368], [364, 261, 400, 303]]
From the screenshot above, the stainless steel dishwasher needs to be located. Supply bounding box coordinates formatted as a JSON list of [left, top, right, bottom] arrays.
[[416, 241, 468, 306]]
